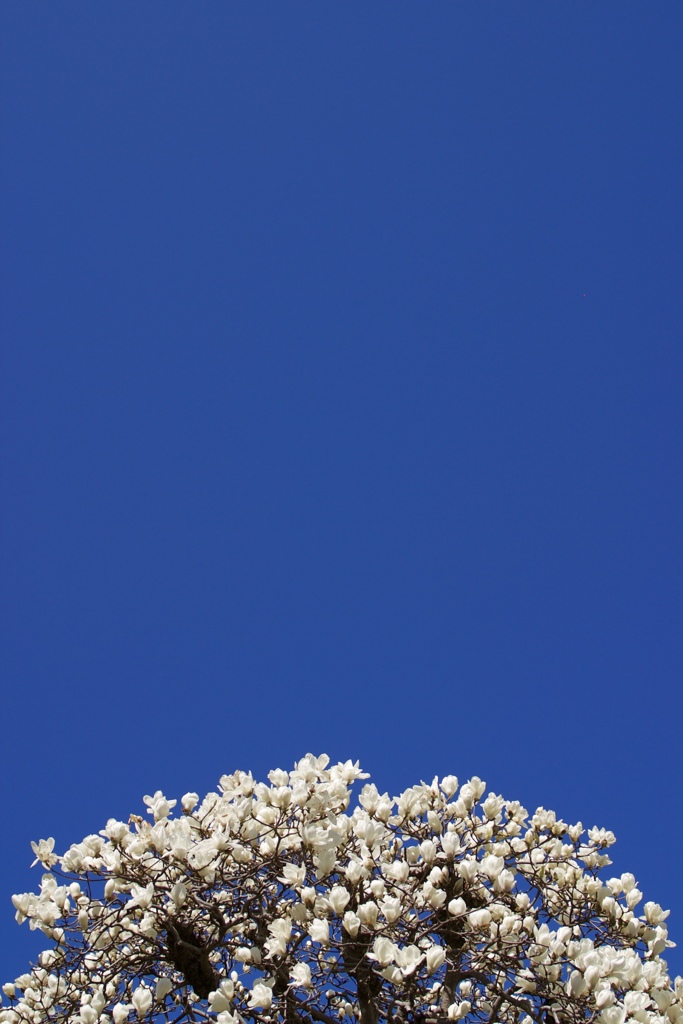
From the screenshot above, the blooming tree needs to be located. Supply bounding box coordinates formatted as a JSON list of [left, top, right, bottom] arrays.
[[2, 756, 681, 1024]]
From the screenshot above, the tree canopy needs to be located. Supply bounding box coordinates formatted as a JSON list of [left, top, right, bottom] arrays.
[[1, 755, 680, 1024]]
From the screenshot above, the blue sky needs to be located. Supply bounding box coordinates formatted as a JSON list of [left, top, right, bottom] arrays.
[[1, 2, 681, 982]]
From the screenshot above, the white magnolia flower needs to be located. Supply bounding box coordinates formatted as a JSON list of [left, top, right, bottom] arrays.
[[247, 983, 273, 1010], [446, 897, 466, 921], [308, 918, 330, 945], [290, 963, 312, 989], [644, 901, 670, 925], [342, 910, 361, 937], [208, 991, 232, 1013], [426, 945, 445, 974], [131, 987, 152, 1017], [481, 855, 504, 880], [327, 885, 351, 915], [266, 916, 292, 957], [279, 863, 306, 889], [395, 945, 423, 976], [468, 907, 491, 929], [441, 832, 460, 858], [419, 840, 437, 864], [357, 901, 379, 928], [482, 793, 505, 820], [380, 895, 402, 923], [448, 1000, 472, 1019], [440, 776, 459, 798], [128, 883, 153, 910], [154, 978, 173, 1002], [371, 937, 396, 966], [142, 792, 177, 822], [217, 1014, 239, 1024], [30, 839, 58, 869]]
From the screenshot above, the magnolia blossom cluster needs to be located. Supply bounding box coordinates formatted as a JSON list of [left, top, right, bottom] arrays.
[[1, 756, 681, 1024]]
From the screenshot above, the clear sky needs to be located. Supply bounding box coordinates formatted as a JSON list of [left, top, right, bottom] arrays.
[[1, 2, 681, 983]]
